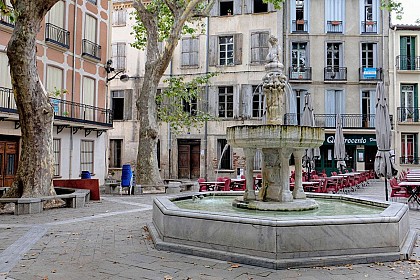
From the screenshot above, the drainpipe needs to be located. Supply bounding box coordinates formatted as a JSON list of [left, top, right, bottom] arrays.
[[204, 14, 210, 180], [168, 58, 173, 178], [69, 0, 78, 178]]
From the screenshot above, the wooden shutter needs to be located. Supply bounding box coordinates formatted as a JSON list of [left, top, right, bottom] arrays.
[[181, 38, 190, 66], [208, 36, 218, 66], [234, 33, 243, 65], [124, 89, 133, 120], [244, 0, 252, 13], [207, 86, 218, 116], [191, 38, 199, 66], [209, 1, 218, 16], [241, 84, 252, 118], [233, 0, 242, 15]]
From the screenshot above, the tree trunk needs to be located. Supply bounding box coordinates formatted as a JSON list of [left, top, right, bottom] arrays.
[[3, 0, 58, 198]]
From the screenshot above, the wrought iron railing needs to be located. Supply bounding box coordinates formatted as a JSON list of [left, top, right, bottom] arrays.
[[397, 107, 420, 122], [326, 21, 343, 33], [45, 23, 70, 49], [361, 21, 377, 33], [400, 157, 420, 165], [289, 67, 312, 80], [284, 113, 377, 129], [359, 67, 382, 81], [0, 6, 14, 28], [324, 67, 347, 81], [0, 88, 112, 127], [291, 20, 308, 33], [82, 39, 101, 60], [396, 55, 420, 70]]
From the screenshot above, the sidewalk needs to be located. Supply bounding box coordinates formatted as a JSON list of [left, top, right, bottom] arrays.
[[0, 180, 419, 280]]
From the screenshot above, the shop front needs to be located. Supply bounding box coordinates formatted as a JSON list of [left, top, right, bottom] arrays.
[[315, 134, 377, 176]]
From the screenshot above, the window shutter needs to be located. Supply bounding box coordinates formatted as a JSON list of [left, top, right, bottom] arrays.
[[210, 2, 218, 16], [181, 38, 190, 66], [124, 89, 133, 120], [234, 33, 243, 65], [290, 0, 296, 21], [192, 38, 199, 66], [209, 36, 218, 66], [250, 33, 259, 63], [207, 86, 218, 116], [233, 0, 242, 15], [244, 0, 252, 13], [241, 84, 252, 118], [267, 2, 275, 12]]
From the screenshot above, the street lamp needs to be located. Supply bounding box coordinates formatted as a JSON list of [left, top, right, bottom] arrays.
[[104, 59, 124, 83]]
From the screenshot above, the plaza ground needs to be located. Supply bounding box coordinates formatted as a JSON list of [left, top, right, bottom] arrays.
[[0, 179, 419, 280]]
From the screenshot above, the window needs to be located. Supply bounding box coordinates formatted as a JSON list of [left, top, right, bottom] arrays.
[[53, 139, 61, 177], [361, 90, 375, 127], [219, 36, 234, 65], [401, 134, 416, 164], [291, 42, 308, 79], [84, 14, 97, 43], [291, 0, 308, 32], [218, 139, 231, 169], [46, 1, 65, 28], [182, 94, 198, 116], [83, 14, 100, 60], [361, 43, 376, 68], [45, 1, 69, 49], [325, 42, 345, 80], [112, 8, 127, 26], [253, 149, 262, 170], [109, 139, 122, 168], [400, 84, 417, 121], [219, 1, 233, 16], [361, 0, 378, 33], [0, 52, 12, 89], [250, 32, 269, 64], [181, 37, 199, 67], [399, 36, 416, 70], [87, 0, 97, 5], [82, 77, 95, 121], [80, 140, 94, 173], [325, 0, 344, 33], [252, 85, 264, 118], [111, 90, 124, 120], [112, 42, 126, 71], [218, 86, 234, 118], [253, 0, 268, 13], [46, 66, 64, 95], [325, 89, 344, 126]]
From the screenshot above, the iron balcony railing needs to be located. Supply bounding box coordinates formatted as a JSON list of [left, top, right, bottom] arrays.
[[289, 67, 312, 81], [291, 20, 308, 33], [326, 21, 343, 33], [397, 107, 420, 122], [324, 67, 347, 81], [284, 113, 377, 129], [359, 67, 382, 81], [396, 55, 420, 70], [361, 21, 377, 33], [82, 39, 101, 60], [0, 6, 14, 28], [45, 23, 70, 49], [0, 87, 112, 127], [400, 157, 420, 165]]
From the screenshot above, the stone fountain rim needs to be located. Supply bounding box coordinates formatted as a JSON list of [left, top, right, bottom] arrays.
[[153, 192, 406, 226]]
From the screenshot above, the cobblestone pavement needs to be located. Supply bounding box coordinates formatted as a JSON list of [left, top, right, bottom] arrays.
[[0, 180, 419, 280]]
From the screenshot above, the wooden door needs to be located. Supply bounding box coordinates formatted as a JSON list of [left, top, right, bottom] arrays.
[[190, 144, 200, 179], [0, 141, 18, 187], [178, 145, 190, 179], [364, 146, 376, 171]]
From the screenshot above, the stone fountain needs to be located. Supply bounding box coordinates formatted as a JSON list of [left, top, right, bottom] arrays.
[[227, 35, 324, 211], [148, 36, 415, 269]]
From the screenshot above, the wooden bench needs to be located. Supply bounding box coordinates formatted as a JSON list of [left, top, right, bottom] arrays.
[[0, 189, 89, 215]]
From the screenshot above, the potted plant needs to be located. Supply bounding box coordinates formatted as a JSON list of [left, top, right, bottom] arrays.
[[227, 9, 232, 16]]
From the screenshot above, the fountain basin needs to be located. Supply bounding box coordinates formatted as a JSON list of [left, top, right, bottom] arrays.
[[149, 192, 416, 269], [226, 125, 324, 149]]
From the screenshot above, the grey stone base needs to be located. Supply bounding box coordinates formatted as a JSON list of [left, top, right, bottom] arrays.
[[233, 197, 319, 211]]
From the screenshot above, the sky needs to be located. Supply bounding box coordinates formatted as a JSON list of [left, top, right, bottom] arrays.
[[391, 0, 420, 25]]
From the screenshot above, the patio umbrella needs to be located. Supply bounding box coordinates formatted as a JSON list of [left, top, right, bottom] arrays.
[[334, 114, 346, 173], [301, 93, 320, 176], [374, 81, 397, 201]]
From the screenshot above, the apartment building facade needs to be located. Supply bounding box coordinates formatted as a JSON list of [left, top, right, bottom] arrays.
[[390, 24, 420, 170], [0, 0, 112, 186], [109, 0, 390, 180]]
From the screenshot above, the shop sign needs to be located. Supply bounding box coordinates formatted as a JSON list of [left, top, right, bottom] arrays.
[[324, 134, 377, 146], [363, 67, 377, 79]]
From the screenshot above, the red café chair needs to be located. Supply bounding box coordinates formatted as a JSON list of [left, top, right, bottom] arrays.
[[390, 178, 410, 202], [198, 178, 207, 192], [233, 179, 246, 191], [221, 178, 231, 191], [326, 177, 339, 193]]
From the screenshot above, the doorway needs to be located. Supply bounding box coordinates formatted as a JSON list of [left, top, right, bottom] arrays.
[[364, 146, 377, 171], [177, 140, 200, 179], [0, 139, 19, 187]]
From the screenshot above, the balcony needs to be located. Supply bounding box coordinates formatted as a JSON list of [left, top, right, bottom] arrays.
[[0, 6, 14, 29], [400, 157, 419, 165], [0, 87, 112, 127], [326, 21, 343, 33], [396, 55, 420, 70], [82, 39, 101, 61], [324, 67, 347, 81], [291, 20, 308, 33], [284, 113, 378, 129], [397, 107, 420, 123], [361, 21, 377, 33], [359, 67, 382, 81], [288, 67, 312, 81], [45, 23, 70, 49]]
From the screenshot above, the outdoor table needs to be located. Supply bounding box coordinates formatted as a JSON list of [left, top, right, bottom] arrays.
[[230, 178, 246, 190], [302, 181, 321, 192], [199, 181, 224, 191], [397, 181, 420, 206]]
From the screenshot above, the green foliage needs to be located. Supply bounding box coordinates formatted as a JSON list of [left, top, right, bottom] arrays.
[[157, 72, 218, 134], [381, 0, 403, 20], [0, 0, 16, 22], [130, 0, 206, 50]]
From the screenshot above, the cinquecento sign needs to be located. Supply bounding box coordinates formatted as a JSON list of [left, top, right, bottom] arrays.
[[325, 134, 377, 146]]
